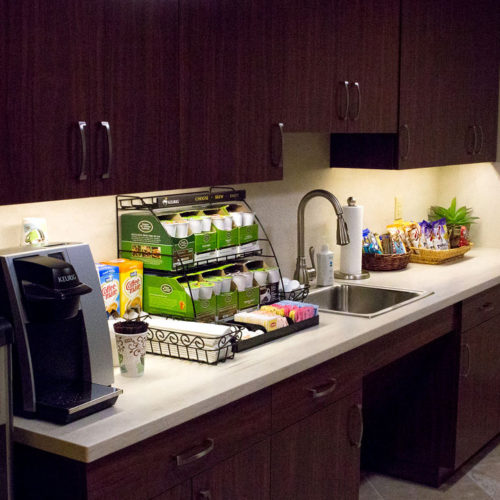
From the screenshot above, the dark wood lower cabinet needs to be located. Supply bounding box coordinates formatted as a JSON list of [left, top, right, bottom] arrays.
[[271, 390, 362, 500], [455, 316, 500, 468], [153, 481, 191, 500]]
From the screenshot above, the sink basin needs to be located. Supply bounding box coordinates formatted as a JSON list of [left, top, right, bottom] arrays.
[[307, 283, 433, 318]]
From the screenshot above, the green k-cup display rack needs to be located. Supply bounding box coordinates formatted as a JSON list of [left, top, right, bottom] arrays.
[[115, 187, 284, 321]]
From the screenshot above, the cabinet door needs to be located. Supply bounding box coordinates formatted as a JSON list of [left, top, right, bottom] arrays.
[[399, 0, 469, 169], [455, 316, 500, 468], [271, 390, 362, 500], [153, 481, 191, 500], [192, 439, 270, 500], [463, 0, 500, 163], [179, 0, 283, 188], [94, 0, 180, 196], [340, 0, 400, 133], [6, 0, 93, 204], [270, 0, 338, 132]]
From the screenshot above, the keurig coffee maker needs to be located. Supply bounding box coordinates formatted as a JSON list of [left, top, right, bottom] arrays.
[[0, 243, 121, 424]]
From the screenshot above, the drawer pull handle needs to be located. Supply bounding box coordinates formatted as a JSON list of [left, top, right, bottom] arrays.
[[175, 438, 215, 466], [479, 302, 494, 313], [347, 404, 363, 448], [100, 121, 113, 179], [199, 490, 212, 499], [461, 343, 471, 378], [78, 121, 88, 181], [308, 378, 337, 399]]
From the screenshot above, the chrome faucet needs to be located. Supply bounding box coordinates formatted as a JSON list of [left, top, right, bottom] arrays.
[[293, 189, 350, 286]]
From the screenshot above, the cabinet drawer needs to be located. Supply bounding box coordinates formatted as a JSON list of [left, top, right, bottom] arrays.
[[462, 284, 500, 331], [271, 350, 363, 433], [87, 389, 271, 499]]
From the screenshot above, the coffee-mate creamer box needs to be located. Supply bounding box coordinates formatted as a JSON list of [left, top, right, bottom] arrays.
[[102, 258, 143, 317], [96, 263, 120, 316]]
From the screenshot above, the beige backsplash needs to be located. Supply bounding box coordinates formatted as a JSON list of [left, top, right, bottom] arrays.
[[0, 133, 498, 278]]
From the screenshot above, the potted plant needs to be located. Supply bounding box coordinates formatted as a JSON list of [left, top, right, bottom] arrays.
[[428, 198, 479, 248]]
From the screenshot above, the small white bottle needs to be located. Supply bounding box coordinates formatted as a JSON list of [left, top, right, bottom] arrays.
[[316, 244, 334, 286]]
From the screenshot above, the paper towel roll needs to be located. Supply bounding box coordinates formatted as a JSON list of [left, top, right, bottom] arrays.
[[339, 204, 363, 275]]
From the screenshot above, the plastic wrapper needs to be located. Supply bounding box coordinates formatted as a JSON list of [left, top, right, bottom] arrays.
[[362, 229, 382, 254], [387, 225, 407, 254], [431, 218, 450, 250], [459, 226, 470, 247]]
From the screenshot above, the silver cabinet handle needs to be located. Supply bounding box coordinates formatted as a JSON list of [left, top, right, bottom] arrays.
[[271, 122, 284, 168], [476, 125, 484, 155], [78, 121, 88, 181], [307, 378, 337, 399], [100, 121, 112, 179], [347, 403, 363, 448], [198, 491, 212, 499], [339, 81, 350, 120], [175, 438, 215, 466], [399, 124, 410, 160], [350, 81, 361, 121]]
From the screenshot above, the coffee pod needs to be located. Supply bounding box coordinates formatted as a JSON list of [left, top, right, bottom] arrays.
[[200, 217, 212, 232], [242, 271, 254, 289], [211, 216, 225, 231], [232, 274, 247, 292], [188, 218, 202, 234], [161, 221, 177, 238], [199, 282, 214, 299], [267, 267, 280, 283], [254, 270, 268, 286], [22, 217, 48, 246], [223, 216, 233, 231], [205, 277, 222, 295], [175, 221, 189, 238], [242, 212, 255, 226], [229, 212, 243, 227], [221, 276, 233, 293]]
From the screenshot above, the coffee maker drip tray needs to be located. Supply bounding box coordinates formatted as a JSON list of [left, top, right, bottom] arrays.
[[35, 382, 123, 424]]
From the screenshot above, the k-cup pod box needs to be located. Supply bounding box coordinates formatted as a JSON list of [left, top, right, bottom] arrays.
[[219, 263, 259, 311], [201, 207, 239, 254], [143, 271, 216, 322], [242, 259, 280, 305], [101, 258, 143, 317], [119, 212, 217, 272], [96, 263, 120, 317], [225, 203, 259, 245], [199, 270, 238, 320]]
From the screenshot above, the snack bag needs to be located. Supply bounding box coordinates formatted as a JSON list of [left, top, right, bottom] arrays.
[[102, 258, 143, 317], [431, 218, 450, 250], [362, 229, 382, 254], [459, 226, 470, 247], [419, 220, 433, 248], [96, 263, 120, 317], [387, 225, 407, 254], [404, 222, 423, 249]]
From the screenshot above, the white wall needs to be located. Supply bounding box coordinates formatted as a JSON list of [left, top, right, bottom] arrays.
[[0, 133, 497, 278]]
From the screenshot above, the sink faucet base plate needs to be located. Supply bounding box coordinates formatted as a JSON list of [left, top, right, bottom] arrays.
[[334, 270, 370, 280]]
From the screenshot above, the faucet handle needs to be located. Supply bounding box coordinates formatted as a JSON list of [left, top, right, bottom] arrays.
[[309, 246, 316, 269], [308, 246, 317, 283]]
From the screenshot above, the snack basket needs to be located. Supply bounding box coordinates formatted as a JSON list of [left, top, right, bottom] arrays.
[[409, 244, 472, 264], [362, 253, 410, 271]]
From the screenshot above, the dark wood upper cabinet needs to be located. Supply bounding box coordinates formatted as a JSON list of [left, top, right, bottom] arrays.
[[179, 0, 283, 189], [331, 0, 499, 169], [271, 0, 399, 133], [5, 0, 179, 205]]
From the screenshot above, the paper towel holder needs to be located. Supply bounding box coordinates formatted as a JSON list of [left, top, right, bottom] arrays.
[[334, 197, 370, 281]]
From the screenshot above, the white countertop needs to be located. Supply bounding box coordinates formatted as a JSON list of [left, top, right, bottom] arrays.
[[13, 247, 500, 463]]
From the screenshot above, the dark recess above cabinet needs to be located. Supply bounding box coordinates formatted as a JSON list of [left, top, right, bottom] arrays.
[[331, 0, 500, 170]]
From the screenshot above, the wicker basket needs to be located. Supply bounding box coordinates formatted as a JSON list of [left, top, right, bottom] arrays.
[[409, 244, 472, 264], [362, 252, 411, 271]]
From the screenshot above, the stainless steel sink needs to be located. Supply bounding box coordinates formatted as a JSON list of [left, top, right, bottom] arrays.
[[307, 283, 433, 318]]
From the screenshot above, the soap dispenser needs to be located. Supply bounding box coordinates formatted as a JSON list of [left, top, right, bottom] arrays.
[[316, 244, 334, 286]]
